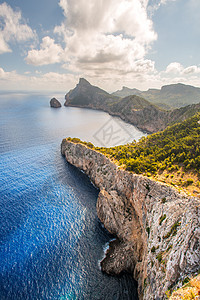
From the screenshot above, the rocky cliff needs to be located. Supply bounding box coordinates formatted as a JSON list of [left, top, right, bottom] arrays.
[[61, 139, 200, 300]]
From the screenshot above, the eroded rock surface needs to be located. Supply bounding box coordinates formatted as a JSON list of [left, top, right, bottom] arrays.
[[61, 139, 200, 300]]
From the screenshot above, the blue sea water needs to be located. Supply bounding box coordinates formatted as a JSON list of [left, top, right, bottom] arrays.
[[0, 92, 144, 300]]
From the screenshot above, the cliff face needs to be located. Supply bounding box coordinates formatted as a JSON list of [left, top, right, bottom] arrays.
[[61, 140, 200, 300], [64, 78, 118, 109]]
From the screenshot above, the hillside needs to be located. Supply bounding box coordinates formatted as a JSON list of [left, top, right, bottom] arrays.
[[112, 86, 141, 98], [96, 113, 200, 196], [64, 78, 200, 134], [67, 113, 200, 196], [112, 83, 200, 109], [62, 136, 200, 300]]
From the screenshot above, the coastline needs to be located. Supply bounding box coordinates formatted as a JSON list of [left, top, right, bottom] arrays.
[[64, 103, 160, 134], [61, 139, 200, 300]]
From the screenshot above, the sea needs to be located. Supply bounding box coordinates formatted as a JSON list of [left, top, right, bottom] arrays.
[[0, 92, 145, 300]]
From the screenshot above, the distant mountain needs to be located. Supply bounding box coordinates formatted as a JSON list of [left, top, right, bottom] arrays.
[[65, 79, 200, 134], [112, 86, 141, 98], [64, 78, 118, 108], [112, 83, 200, 109]]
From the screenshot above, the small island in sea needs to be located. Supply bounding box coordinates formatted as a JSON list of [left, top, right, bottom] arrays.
[[50, 97, 62, 108]]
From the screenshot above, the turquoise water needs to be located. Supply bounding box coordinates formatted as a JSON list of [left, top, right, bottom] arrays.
[[0, 93, 143, 299]]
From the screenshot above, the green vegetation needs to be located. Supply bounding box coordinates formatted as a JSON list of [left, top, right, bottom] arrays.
[[182, 277, 190, 285], [146, 227, 150, 237], [166, 245, 172, 252], [156, 252, 163, 263], [66, 113, 200, 195], [163, 221, 181, 239], [66, 137, 95, 149], [94, 113, 200, 177], [169, 275, 200, 300], [159, 214, 167, 225]]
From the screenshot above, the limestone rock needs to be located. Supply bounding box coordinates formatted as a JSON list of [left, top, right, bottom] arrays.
[[61, 139, 200, 300], [50, 98, 62, 108]]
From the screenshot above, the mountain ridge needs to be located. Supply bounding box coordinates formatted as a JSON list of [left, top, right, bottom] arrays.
[[112, 82, 200, 109], [64, 78, 200, 133]]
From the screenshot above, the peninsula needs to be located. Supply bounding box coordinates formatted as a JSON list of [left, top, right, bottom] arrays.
[[64, 78, 200, 133], [61, 114, 200, 299]]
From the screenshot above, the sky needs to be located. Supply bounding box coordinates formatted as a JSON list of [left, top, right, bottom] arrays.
[[0, 0, 199, 92]]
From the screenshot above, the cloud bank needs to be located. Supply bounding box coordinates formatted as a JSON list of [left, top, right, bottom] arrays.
[[26, 0, 157, 79], [0, 0, 199, 92], [0, 2, 36, 54]]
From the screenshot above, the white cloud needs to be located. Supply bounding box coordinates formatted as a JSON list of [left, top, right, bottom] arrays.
[[58, 0, 156, 43], [165, 62, 200, 75], [0, 66, 78, 91], [183, 66, 200, 74], [166, 62, 184, 74], [0, 33, 11, 54], [26, 36, 64, 66], [0, 2, 36, 54], [27, 0, 157, 78], [0, 63, 200, 93]]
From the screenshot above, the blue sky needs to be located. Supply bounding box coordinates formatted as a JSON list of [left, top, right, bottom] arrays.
[[0, 0, 199, 92]]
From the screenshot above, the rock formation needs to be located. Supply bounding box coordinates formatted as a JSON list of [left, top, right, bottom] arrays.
[[50, 97, 62, 108], [64, 78, 167, 133], [61, 139, 200, 300], [64, 79, 200, 133]]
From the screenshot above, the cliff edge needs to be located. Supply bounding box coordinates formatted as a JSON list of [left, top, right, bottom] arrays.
[[61, 139, 200, 300]]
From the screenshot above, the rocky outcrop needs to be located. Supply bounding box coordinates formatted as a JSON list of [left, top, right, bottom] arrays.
[[61, 139, 200, 300], [64, 78, 168, 133], [64, 78, 117, 108], [50, 98, 62, 108]]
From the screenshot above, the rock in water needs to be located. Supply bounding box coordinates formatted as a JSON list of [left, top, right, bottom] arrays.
[[50, 98, 62, 108]]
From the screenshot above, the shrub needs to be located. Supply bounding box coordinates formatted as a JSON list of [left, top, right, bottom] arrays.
[[159, 214, 167, 225], [186, 178, 194, 185], [163, 221, 181, 239], [146, 227, 150, 237], [156, 252, 163, 262]]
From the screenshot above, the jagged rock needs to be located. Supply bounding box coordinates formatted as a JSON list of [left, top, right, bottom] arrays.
[[50, 97, 62, 108], [61, 139, 200, 300]]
